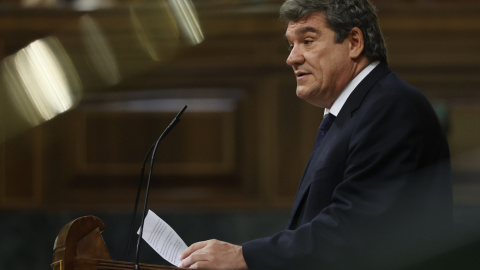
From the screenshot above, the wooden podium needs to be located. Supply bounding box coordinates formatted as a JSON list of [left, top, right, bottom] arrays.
[[51, 216, 182, 270]]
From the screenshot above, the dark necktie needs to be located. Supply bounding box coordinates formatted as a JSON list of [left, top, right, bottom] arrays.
[[313, 113, 336, 150], [287, 113, 337, 229]]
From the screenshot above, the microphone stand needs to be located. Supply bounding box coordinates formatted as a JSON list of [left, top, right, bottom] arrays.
[[125, 144, 153, 261], [125, 105, 187, 270]]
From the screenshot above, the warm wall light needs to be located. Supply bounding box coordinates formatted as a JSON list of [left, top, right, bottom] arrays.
[[168, 0, 204, 45], [21, 0, 118, 9], [129, 0, 180, 62], [80, 15, 122, 86], [1, 37, 82, 126], [21, 0, 56, 8], [73, 0, 117, 11], [0, 0, 204, 141]]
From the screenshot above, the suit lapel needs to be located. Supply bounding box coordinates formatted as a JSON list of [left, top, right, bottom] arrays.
[[336, 63, 391, 125], [286, 123, 338, 229], [286, 63, 391, 229]]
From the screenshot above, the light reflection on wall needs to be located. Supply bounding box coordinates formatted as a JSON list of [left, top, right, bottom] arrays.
[[168, 0, 204, 45], [80, 15, 122, 86], [0, 0, 204, 142], [1, 37, 82, 126], [129, 0, 179, 62]]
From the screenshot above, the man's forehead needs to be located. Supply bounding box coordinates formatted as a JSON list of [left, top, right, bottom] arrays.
[[285, 12, 326, 36]]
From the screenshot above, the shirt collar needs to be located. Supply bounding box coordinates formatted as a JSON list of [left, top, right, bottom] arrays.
[[325, 61, 380, 117]]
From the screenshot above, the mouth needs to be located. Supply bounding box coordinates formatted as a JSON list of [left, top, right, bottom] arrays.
[[295, 71, 310, 79]]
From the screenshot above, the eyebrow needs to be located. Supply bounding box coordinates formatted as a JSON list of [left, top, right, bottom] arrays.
[[297, 26, 320, 35], [284, 26, 320, 41]]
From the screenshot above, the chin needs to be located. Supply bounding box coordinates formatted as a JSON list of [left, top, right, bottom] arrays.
[[296, 88, 308, 99], [296, 92, 325, 108], [296, 90, 313, 102]]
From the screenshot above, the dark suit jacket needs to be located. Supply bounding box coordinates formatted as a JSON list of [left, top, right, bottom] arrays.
[[242, 63, 452, 270]]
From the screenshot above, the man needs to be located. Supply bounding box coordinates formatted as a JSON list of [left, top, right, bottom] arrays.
[[179, 0, 452, 269]]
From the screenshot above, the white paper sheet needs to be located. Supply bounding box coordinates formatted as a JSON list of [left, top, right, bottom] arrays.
[[138, 210, 188, 266]]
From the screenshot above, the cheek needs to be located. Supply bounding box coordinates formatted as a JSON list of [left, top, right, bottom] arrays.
[[310, 64, 326, 88], [314, 55, 340, 86], [308, 54, 328, 82]]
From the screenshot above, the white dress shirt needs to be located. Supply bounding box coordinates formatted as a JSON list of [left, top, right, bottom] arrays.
[[325, 61, 380, 117]]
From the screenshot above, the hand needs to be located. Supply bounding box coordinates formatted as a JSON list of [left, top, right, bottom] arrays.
[[178, 239, 248, 269]]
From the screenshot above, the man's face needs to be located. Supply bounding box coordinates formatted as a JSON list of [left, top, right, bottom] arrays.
[[285, 12, 353, 108]]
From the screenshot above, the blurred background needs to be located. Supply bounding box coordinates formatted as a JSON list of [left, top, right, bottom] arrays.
[[1, 0, 479, 269]]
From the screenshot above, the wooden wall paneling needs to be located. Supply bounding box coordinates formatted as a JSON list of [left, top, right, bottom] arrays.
[[237, 86, 262, 204], [39, 88, 268, 210], [0, 9, 81, 58], [0, 130, 5, 207], [273, 74, 299, 201], [378, 3, 480, 100], [0, 39, 4, 208], [41, 110, 86, 208], [77, 110, 236, 176], [386, 30, 480, 68], [255, 75, 281, 204], [449, 103, 480, 161], [0, 127, 43, 208], [249, 70, 327, 207], [273, 74, 325, 205], [2, 2, 480, 210], [449, 102, 480, 205], [0, 134, 2, 207]]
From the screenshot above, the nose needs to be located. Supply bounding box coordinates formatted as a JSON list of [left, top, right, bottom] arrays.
[[286, 45, 304, 67]]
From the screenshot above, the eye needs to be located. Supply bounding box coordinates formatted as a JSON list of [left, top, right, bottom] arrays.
[[304, 39, 313, 45], [287, 44, 294, 52]]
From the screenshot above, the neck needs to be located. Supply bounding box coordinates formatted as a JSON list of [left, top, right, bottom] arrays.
[[352, 57, 372, 79], [324, 57, 371, 109]]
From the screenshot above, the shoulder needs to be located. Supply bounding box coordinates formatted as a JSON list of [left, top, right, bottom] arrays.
[[349, 71, 446, 153], [365, 71, 437, 125]]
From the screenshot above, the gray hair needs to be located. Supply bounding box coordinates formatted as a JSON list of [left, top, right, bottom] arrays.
[[280, 0, 387, 63]]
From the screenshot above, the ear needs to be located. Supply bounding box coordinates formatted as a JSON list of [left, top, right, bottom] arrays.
[[348, 27, 364, 59]]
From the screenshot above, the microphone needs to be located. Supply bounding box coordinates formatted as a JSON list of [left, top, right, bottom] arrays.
[[124, 105, 187, 269]]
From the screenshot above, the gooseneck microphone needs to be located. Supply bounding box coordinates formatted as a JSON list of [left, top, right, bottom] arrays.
[[124, 105, 187, 269]]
